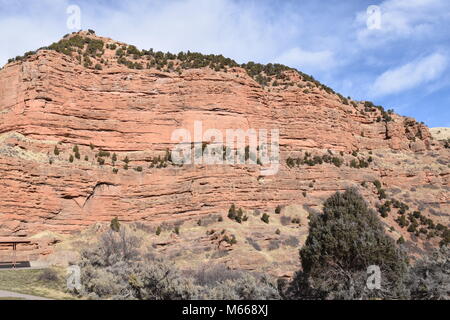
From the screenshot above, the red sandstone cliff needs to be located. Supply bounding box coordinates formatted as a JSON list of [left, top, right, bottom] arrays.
[[0, 32, 448, 265]]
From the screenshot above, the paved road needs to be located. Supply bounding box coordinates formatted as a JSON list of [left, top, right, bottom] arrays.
[[0, 289, 51, 300]]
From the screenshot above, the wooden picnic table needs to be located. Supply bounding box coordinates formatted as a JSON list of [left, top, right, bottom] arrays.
[[0, 238, 32, 268]]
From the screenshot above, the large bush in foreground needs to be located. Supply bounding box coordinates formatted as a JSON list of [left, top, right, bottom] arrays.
[[286, 188, 409, 300]]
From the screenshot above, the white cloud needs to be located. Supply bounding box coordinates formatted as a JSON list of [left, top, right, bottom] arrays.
[[0, 0, 303, 67], [370, 53, 448, 97], [81, 0, 302, 65], [0, 0, 71, 67], [355, 0, 450, 47], [275, 47, 335, 72]]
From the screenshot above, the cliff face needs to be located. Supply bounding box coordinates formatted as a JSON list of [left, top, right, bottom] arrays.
[[0, 32, 448, 262]]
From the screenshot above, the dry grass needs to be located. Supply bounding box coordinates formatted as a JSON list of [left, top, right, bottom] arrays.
[[430, 127, 450, 141], [0, 268, 76, 300]]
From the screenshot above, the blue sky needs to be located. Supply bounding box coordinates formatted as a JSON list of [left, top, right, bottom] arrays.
[[1, 0, 449, 127]]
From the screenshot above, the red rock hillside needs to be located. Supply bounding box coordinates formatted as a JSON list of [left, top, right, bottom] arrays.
[[0, 31, 448, 264]]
